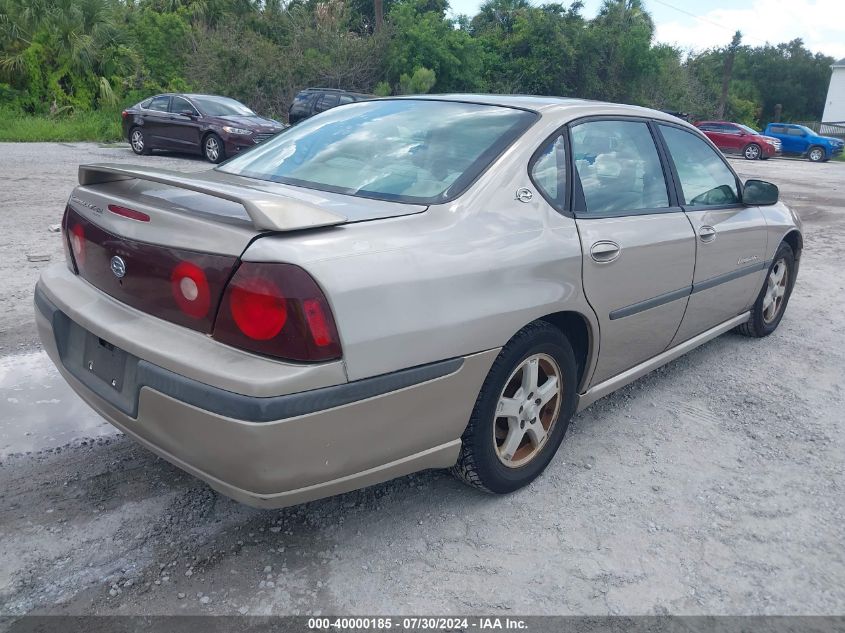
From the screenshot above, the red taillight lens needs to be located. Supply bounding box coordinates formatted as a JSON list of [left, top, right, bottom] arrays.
[[121, 110, 129, 119], [229, 276, 288, 340], [69, 222, 86, 267], [171, 261, 211, 319], [213, 262, 341, 362], [302, 298, 332, 347]]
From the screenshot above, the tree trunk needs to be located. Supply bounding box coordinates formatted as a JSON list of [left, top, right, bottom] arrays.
[[717, 31, 742, 119], [374, 0, 383, 32]]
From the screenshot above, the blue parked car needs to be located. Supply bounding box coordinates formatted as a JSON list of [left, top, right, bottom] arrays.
[[761, 123, 844, 162]]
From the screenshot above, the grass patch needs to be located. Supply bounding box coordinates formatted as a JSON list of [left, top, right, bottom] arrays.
[[0, 109, 122, 142]]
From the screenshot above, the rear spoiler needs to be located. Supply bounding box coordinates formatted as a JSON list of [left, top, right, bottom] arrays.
[[78, 163, 347, 232]]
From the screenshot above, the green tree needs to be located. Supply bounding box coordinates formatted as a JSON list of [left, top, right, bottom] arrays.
[[384, 0, 483, 93]]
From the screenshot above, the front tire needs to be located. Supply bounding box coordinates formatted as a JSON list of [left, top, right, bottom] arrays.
[[451, 322, 578, 494], [203, 133, 225, 163], [807, 146, 825, 162], [129, 127, 151, 155], [736, 242, 796, 338], [743, 143, 761, 160]]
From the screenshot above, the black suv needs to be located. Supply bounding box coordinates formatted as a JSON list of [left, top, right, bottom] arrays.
[[288, 88, 372, 124]]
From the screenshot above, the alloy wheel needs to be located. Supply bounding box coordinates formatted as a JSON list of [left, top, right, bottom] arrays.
[[205, 137, 220, 162], [744, 144, 760, 160], [762, 258, 789, 323], [131, 130, 144, 153], [493, 353, 562, 468], [809, 148, 824, 162]]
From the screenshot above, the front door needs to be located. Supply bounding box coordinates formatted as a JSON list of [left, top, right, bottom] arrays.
[[570, 119, 697, 386], [656, 124, 768, 344], [166, 96, 202, 152]]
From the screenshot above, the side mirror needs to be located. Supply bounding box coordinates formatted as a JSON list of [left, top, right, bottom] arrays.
[[743, 179, 779, 206]]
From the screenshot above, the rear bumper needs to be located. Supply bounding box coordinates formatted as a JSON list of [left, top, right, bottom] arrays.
[[34, 274, 495, 507]]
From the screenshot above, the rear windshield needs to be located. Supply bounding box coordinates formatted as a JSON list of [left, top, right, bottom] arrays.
[[218, 99, 538, 204]]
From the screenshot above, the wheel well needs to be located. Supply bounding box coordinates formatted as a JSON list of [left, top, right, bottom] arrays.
[[538, 311, 592, 391], [783, 230, 803, 261]]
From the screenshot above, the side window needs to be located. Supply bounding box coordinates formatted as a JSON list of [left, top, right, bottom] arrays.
[[531, 134, 566, 209], [787, 127, 804, 136], [314, 94, 339, 113], [139, 98, 152, 109], [339, 95, 355, 105], [148, 96, 170, 112], [769, 125, 786, 134], [660, 125, 739, 207], [170, 96, 197, 115], [570, 120, 669, 214]]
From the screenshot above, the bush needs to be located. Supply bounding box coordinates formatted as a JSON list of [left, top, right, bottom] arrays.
[[0, 109, 122, 142]]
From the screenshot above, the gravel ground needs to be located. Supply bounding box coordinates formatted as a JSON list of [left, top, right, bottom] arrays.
[[0, 143, 843, 617]]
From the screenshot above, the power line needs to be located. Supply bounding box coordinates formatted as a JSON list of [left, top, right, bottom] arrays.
[[648, 0, 769, 46]]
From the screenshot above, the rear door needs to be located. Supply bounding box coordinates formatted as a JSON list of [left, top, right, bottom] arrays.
[[656, 123, 767, 344], [719, 123, 745, 153], [143, 95, 174, 148], [570, 118, 696, 385], [313, 93, 339, 116], [699, 123, 731, 152]]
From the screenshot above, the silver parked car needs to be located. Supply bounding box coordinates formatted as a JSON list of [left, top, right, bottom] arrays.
[[35, 96, 801, 507]]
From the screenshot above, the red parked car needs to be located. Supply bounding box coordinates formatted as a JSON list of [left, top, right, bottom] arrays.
[[694, 121, 781, 160]]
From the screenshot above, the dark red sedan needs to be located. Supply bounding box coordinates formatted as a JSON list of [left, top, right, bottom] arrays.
[[121, 94, 286, 163], [694, 120, 781, 160]]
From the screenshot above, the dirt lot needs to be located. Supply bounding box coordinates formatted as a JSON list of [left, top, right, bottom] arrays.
[[0, 143, 843, 617]]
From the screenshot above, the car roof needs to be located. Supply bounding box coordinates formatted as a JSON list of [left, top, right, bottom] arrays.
[[385, 94, 689, 125]]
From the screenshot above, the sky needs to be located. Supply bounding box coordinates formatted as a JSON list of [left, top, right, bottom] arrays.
[[446, 0, 845, 61]]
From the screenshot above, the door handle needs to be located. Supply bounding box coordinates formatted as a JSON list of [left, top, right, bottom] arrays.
[[699, 225, 717, 243], [590, 240, 621, 263]]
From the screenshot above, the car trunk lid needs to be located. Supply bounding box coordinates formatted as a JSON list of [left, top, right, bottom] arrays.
[[65, 164, 426, 334]]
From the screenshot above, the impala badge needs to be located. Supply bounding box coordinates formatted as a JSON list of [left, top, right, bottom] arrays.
[[110, 255, 126, 279], [737, 255, 759, 266]]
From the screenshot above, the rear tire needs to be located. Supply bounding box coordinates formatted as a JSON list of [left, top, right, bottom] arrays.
[[736, 242, 795, 338], [807, 146, 825, 162], [129, 127, 151, 155], [203, 133, 225, 163], [451, 321, 578, 494], [743, 143, 761, 160]]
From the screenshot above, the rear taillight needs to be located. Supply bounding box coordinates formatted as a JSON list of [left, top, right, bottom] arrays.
[[121, 110, 129, 119], [171, 261, 211, 319], [213, 262, 341, 362], [70, 224, 86, 265]]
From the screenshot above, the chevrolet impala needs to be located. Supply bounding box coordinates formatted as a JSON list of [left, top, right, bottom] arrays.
[[35, 96, 802, 507]]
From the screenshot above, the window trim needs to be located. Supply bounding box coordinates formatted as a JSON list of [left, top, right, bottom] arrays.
[[169, 95, 199, 116], [146, 95, 172, 113], [565, 115, 681, 219], [654, 120, 746, 211], [527, 126, 572, 216]]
